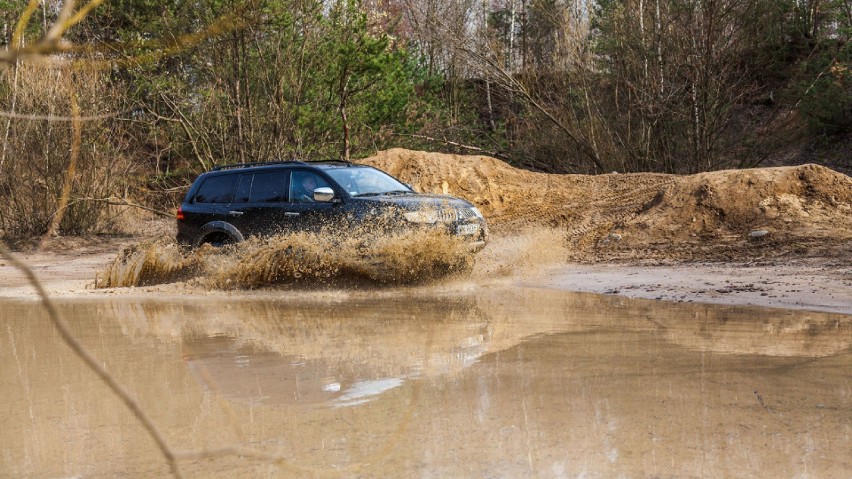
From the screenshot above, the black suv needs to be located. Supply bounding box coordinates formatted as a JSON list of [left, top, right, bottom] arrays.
[[176, 161, 487, 250]]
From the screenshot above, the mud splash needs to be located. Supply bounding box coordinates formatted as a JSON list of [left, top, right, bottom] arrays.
[[96, 228, 475, 289], [96, 241, 201, 288]]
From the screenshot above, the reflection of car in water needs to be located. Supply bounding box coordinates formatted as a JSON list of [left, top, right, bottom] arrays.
[[182, 342, 408, 408], [171, 297, 492, 407], [176, 161, 488, 250]]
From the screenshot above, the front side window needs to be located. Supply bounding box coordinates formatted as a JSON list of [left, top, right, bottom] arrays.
[[290, 171, 330, 203], [194, 175, 236, 203]]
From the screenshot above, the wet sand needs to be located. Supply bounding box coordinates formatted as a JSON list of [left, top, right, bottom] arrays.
[[525, 259, 852, 315], [2, 237, 851, 316]]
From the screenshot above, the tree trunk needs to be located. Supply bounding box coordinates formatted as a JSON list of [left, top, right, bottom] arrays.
[[486, 79, 496, 132], [340, 92, 350, 161], [508, 0, 516, 71], [42, 84, 81, 244], [232, 32, 246, 164]]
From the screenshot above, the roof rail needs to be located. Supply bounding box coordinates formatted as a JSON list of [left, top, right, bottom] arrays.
[[317, 160, 354, 166], [211, 160, 308, 171]]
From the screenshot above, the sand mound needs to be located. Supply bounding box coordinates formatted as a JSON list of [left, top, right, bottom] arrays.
[[364, 149, 852, 261]]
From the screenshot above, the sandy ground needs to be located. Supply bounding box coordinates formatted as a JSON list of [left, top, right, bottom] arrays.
[[0, 237, 135, 299], [2, 148, 850, 314], [523, 259, 852, 315], [2, 234, 851, 315]]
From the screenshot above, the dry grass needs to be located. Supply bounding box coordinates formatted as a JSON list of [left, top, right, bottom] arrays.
[[0, 62, 140, 239]]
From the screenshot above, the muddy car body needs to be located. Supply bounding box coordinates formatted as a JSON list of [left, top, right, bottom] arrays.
[[176, 161, 488, 250]]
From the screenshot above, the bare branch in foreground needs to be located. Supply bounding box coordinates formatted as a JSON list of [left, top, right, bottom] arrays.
[[0, 1, 255, 68], [0, 243, 184, 479]]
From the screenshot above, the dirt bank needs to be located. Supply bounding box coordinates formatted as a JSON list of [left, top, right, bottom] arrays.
[[365, 148, 852, 262], [1, 149, 851, 313]]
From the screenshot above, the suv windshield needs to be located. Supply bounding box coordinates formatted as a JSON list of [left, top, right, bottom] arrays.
[[326, 167, 411, 197]]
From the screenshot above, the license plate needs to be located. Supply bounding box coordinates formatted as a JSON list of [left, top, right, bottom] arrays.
[[456, 223, 480, 236]]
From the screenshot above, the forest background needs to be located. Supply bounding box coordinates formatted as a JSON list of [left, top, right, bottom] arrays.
[[0, 0, 850, 239]]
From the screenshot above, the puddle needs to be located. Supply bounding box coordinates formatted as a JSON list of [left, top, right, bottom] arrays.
[[1, 288, 850, 477]]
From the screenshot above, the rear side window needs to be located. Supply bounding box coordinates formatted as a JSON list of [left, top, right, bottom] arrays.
[[249, 171, 289, 203], [193, 175, 236, 203]]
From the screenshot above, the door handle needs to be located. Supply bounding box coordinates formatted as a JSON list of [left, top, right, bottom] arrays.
[[228, 211, 244, 216], [285, 212, 300, 217]]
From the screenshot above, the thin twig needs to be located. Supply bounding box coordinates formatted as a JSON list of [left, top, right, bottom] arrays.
[[48, 196, 175, 219], [0, 243, 184, 479], [0, 1, 257, 67], [0, 57, 20, 173], [395, 133, 508, 159], [0, 109, 123, 122], [44, 0, 77, 43]]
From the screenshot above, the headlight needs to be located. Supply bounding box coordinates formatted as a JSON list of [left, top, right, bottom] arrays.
[[404, 210, 439, 224], [456, 207, 483, 220]]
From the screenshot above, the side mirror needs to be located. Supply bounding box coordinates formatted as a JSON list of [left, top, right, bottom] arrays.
[[313, 187, 335, 202]]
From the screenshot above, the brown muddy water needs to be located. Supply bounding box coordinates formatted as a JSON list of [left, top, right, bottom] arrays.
[[1, 287, 851, 478]]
